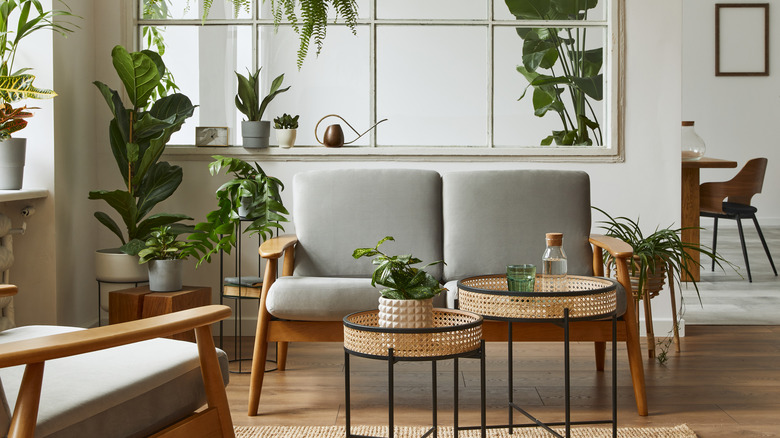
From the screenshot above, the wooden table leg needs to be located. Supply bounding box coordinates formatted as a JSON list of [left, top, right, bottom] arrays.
[[681, 167, 701, 282]]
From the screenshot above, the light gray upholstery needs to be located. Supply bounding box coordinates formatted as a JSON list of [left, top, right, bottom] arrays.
[[291, 169, 443, 279], [267, 277, 380, 321], [0, 325, 229, 438], [442, 170, 593, 282]]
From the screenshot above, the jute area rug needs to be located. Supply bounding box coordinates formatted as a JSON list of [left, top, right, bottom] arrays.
[[234, 424, 697, 438]]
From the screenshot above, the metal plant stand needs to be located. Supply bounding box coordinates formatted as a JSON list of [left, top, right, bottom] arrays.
[[458, 274, 619, 438], [343, 309, 487, 438]]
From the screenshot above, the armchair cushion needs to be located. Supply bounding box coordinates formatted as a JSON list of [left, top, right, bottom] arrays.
[[441, 170, 593, 283], [291, 169, 443, 279], [0, 325, 229, 438]]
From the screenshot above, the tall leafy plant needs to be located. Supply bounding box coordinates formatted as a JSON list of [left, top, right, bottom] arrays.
[[90, 45, 196, 255], [506, 0, 603, 146]]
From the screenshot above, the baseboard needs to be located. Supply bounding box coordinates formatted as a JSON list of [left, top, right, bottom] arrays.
[[638, 317, 685, 338]]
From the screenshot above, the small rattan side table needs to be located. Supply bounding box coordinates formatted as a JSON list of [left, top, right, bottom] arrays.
[[458, 274, 619, 438], [343, 309, 486, 438]]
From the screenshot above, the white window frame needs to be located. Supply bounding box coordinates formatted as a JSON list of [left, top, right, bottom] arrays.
[[133, 0, 625, 162]]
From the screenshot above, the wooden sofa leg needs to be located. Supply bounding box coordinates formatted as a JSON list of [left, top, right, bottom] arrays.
[[615, 259, 649, 416], [195, 325, 234, 437], [248, 259, 277, 416], [277, 342, 289, 371], [594, 342, 606, 371], [643, 296, 656, 359], [8, 362, 45, 438]]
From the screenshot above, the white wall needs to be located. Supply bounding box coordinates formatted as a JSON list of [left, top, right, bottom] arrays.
[[683, 0, 780, 225], [22, 0, 683, 334]]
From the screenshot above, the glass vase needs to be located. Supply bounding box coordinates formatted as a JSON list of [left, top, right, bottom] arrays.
[[681, 121, 706, 161]]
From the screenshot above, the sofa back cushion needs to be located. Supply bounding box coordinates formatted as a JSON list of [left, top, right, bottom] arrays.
[[442, 170, 593, 282], [292, 169, 444, 279]]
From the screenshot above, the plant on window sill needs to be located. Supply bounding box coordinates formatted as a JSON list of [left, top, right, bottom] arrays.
[[506, 0, 604, 146]]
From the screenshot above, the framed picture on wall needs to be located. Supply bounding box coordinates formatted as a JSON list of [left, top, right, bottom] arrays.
[[715, 3, 769, 76]]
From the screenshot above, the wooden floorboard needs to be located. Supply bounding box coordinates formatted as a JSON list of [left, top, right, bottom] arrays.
[[221, 326, 780, 438]]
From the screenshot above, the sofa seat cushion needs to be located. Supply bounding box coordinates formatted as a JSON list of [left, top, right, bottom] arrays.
[[0, 325, 229, 438], [267, 277, 381, 321], [444, 278, 628, 318]]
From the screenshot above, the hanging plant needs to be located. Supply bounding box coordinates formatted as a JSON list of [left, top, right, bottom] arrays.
[[199, 0, 358, 70]]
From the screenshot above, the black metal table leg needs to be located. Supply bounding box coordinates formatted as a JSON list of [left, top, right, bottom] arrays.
[[480, 340, 487, 438], [432, 360, 437, 438], [564, 308, 571, 438], [345, 349, 352, 437], [508, 321, 513, 434], [454, 357, 458, 438]]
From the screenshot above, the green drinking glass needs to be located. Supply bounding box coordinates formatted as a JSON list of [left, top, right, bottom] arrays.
[[507, 264, 536, 292]]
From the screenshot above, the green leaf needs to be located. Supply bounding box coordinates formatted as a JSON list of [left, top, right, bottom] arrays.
[[110, 45, 159, 109], [89, 189, 139, 239], [521, 34, 559, 72], [550, 0, 598, 16], [532, 86, 565, 117], [0, 74, 56, 103], [135, 161, 183, 221], [571, 74, 603, 100], [505, 0, 550, 19], [94, 211, 126, 244]]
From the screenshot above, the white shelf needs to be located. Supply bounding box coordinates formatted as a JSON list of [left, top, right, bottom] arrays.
[[0, 189, 48, 203]]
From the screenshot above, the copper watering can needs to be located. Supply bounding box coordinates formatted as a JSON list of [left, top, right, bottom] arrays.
[[315, 114, 388, 148]]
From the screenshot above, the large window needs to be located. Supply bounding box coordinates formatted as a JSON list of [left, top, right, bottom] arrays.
[[137, 0, 623, 160]]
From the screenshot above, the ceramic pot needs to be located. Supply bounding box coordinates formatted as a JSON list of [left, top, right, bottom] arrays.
[[377, 297, 434, 329], [0, 138, 26, 190], [276, 128, 297, 149], [241, 120, 270, 148], [95, 248, 148, 313], [147, 259, 184, 292]]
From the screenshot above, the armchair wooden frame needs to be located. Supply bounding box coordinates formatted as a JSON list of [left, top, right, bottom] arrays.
[[0, 285, 234, 438], [248, 234, 648, 417]]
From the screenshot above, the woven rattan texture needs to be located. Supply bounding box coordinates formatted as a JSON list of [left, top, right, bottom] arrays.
[[458, 275, 617, 320], [343, 310, 482, 358]]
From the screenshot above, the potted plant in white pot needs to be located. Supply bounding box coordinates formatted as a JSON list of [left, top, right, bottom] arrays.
[[352, 236, 446, 328], [189, 155, 289, 265], [139, 225, 205, 292], [0, 0, 78, 189], [273, 113, 298, 148], [90, 45, 196, 286], [235, 67, 290, 148]]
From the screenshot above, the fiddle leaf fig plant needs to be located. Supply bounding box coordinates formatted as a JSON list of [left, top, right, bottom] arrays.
[[90, 45, 196, 255], [506, 0, 604, 146], [352, 236, 446, 300]]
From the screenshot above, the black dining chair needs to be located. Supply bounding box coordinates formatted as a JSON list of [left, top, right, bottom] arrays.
[[700, 158, 777, 282]]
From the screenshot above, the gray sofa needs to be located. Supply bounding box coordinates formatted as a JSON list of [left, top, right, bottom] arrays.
[[0, 293, 233, 438], [247, 169, 647, 417]]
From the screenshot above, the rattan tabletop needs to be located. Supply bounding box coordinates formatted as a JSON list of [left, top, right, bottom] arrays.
[[343, 309, 483, 360], [458, 274, 618, 322]]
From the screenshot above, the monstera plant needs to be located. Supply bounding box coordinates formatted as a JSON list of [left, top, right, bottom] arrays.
[[90, 45, 196, 255], [506, 0, 603, 146]]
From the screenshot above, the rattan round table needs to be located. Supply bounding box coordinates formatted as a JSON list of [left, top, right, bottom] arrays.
[[343, 308, 486, 438], [458, 274, 619, 438]]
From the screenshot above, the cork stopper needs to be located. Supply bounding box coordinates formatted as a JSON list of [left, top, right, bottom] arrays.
[[546, 233, 563, 247], [681, 121, 694, 127]]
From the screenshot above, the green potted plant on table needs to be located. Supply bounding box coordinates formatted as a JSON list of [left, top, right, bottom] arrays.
[[139, 225, 205, 292], [235, 67, 290, 148], [0, 0, 78, 189], [90, 45, 196, 283], [273, 113, 299, 149], [352, 236, 446, 329], [190, 155, 288, 265]]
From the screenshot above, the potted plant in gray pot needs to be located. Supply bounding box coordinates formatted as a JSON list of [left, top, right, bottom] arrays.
[[352, 236, 446, 328], [90, 45, 196, 287], [139, 225, 205, 292], [189, 155, 289, 265], [235, 67, 290, 148], [0, 0, 78, 189]]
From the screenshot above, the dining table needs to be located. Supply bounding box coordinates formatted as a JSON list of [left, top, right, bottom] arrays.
[[681, 157, 738, 281]]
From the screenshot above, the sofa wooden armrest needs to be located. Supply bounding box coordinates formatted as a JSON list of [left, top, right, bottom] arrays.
[[259, 234, 298, 259], [0, 305, 234, 438], [0, 285, 17, 298]]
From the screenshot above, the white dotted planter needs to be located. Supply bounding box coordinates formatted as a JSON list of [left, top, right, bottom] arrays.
[[377, 297, 434, 329]]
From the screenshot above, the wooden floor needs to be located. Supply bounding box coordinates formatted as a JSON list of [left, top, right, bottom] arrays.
[[221, 325, 780, 438]]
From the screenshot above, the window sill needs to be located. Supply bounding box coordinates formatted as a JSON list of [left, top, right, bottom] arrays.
[[0, 189, 48, 203], [162, 145, 624, 163]]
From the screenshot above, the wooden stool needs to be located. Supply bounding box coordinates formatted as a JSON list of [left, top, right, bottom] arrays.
[[109, 285, 211, 342]]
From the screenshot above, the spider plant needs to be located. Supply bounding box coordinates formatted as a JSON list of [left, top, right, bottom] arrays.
[[592, 206, 732, 301]]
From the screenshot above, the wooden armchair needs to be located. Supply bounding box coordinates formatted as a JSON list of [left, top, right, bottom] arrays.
[[0, 285, 234, 438], [247, 169, 648, 418]]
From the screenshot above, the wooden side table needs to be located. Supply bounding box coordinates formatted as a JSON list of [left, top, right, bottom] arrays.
[[109, 285, 211, 342]]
